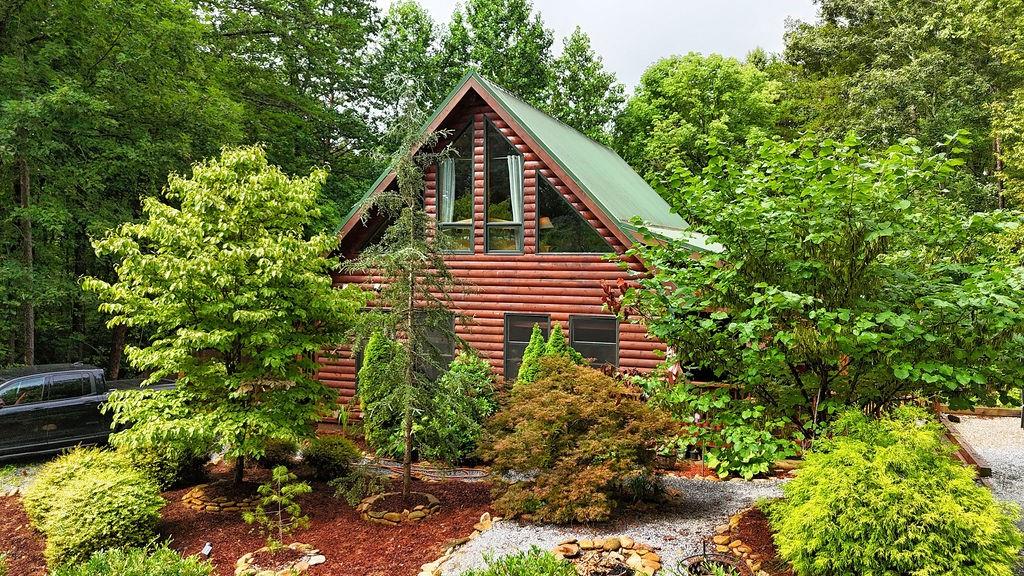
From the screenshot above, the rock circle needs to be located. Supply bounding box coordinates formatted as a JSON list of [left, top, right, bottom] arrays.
[[553, 536, 662, 575], [181, 482, 259, 513], [356, 491, 441, 525], [234, 542, 325, 576]]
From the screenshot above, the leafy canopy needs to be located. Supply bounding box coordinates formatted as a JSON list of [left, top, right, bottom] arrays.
[[622, 133, 1024, 428], [84, 146, 364, 478]]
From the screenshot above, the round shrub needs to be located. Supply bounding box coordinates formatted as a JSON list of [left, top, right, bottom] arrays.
[[117, 440, 211, 490], [482, 356, 674, 523], [50, 546, 212, 576], [768, 408, 1022, 576], [460, 547, 575, 576], [418, 351, 497, 464], [260, 438, 298, 468], [23, 447, 131, 526], [304, 435, 361, 480], [23, 448, 165, 567]]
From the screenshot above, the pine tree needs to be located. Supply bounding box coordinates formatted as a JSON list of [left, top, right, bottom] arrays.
[[516, 324, 547, 383]]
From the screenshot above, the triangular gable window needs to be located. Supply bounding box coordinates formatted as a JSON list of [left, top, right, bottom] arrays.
[[537, 175, 613, 253]]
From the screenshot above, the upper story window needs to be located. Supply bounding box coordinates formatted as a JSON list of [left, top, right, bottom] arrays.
[[485, 121, 524, 252], [537, 175, 613, 254], [438, 124, 475, 252]]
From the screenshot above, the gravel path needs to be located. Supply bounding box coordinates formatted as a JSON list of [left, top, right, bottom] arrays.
[[439, 476, 785, 575], [0, 461, 43, 495], [948, 416, 1024, 525]]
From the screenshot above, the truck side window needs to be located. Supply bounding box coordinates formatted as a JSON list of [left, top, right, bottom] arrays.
[[0, 376, 45, 406], [46, 374, 91, 401]]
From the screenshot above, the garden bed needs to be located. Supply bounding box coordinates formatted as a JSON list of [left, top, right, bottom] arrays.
[[0, 495, 46, 576]]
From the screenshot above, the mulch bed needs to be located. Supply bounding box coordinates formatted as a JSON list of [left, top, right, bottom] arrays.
[[732, 507, 792, 576], [0, 496, 46, 576], [161, 475, 492, 576]]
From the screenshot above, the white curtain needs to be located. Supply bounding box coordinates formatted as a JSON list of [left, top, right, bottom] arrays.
[[440, 158, 455, 222], [507, 155, 523, 224]]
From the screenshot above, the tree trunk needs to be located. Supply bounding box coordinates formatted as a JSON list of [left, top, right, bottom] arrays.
[[234, 454, 245, 484], [402, 269, 415, 502], [108, 324, 127, 379], [18, 157, 34, 366]]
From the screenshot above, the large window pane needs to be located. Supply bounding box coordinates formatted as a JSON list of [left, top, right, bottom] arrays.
[[569, 315, 618, 368], [440, 126, 474, 224], [416, 311, 456, 381], [439, 227, 471, 251], [537, 176, 612, 253], [504, 314, 550, 380], [47, 374, 90, 400], [486, 122, 523, 251]]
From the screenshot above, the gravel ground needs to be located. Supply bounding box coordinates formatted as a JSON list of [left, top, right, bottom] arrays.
[[948, 416, 1024, 525], [439, 476, 785, 575], [0, 460, 44, 495], [947, 415, 1024, 575]]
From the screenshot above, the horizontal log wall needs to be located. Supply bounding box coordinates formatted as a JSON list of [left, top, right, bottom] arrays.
[[319, 92, 666, 404]]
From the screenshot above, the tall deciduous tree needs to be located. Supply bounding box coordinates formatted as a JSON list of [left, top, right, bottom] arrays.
[[442, 0, 554, 104], [620, 133, 1024, 430], [613, 53, 779, 182], [544, 27, 625, 144], [84, 146, 363, 484]]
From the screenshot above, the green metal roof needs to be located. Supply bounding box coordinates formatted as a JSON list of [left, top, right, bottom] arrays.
[[342, 71, 713, 251]]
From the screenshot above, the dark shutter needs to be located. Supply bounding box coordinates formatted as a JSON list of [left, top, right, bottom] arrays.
[[569, 315, 618, 368]]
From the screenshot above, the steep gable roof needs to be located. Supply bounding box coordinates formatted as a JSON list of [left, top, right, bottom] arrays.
[[339, 71, 712, 252]]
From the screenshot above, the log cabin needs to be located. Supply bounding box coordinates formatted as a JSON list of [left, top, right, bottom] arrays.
[[317, 72, 710, 406]]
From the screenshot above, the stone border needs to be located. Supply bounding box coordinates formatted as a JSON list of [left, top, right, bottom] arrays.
[[553, 536, 662, 575], [419, 512, 496, 576], [181, 481, 259, 513], [710, 509, 767, 575], [234, 542, 325, 576], [356, 491, 441, 525]]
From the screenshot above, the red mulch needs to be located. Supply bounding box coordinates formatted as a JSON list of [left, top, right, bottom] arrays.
[[161, 476, 492, 576], [0, 496, 46, 576], [731, 507, 793, 576]]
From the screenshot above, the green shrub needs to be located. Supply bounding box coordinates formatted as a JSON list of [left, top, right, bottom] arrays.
[[544, 322, 585, 365], [23, 447, 131, 526], [50, 546, 212, 576], [357, 331, 407, 457], [516, 324, 547, 384], [243, 466, 310, 550], [483, 356, 674, 523], [418, 351, 497, 463], [768, 408, 1022, 576], [329, 463, 390, 506], [260, 438, 298, 467], [460, 547, 576, 576], [117, 440, 211, 490], [304, 435, 361, 480], [39, 462, 164, 566]]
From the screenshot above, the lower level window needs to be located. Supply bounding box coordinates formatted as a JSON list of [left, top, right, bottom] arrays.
[[569, 315, 618, 368], [504, 313, 550, 380]]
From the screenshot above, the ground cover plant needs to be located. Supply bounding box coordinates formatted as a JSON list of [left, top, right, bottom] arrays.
[[50, 546, 212, 576], [483, 356, 674, 523], [460, 547, 576, 576], [23, 448, 164, 567], [768, 407, 1022, 576]]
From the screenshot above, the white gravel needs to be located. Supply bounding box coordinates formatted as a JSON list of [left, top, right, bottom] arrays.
[[948, 415, 1024, 524], [439, 476, 785, 575]]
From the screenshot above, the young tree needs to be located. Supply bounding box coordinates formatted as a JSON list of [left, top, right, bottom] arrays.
[[613, 53, 779, 182], [343, 98, 466, 500], [620, 133, 1024, 430], [544, 27, 625, 144], [83, 146, 363, 484]]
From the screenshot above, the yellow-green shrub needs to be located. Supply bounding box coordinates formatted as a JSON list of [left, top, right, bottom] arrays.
[[768, 408, 1022, 576], [23, 448, 164, 567], [50, 546, 211, 576]]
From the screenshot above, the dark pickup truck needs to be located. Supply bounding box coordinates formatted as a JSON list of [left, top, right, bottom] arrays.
[[0, 364, 172, 461]]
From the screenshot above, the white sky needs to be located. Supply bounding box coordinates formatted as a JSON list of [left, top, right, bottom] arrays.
[[377, 0, 821, 90]]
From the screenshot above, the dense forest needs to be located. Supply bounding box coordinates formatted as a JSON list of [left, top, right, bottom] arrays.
[[2, 0, 1023, 372]]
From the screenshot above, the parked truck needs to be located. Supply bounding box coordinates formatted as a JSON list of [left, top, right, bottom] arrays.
[[0, 363, 173, 460]]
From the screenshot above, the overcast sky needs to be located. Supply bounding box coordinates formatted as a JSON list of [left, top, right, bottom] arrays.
[[377, 0, 821, 90]]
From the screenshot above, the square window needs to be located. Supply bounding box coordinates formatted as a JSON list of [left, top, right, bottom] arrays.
[[569, 315, 618, 368], [487, 226, 521, 252], [504, 314, 550, 380]]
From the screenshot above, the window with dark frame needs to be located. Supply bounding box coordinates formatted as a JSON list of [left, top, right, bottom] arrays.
[[569, 315, 618, 368], [46, 373, 91, 401], [536, 174, 613, 253], [437, 123, 475, 252], [504, 313, 550, 380], [485, 121, 524, 252], [417, 311, 456, 381], [0, 375, 45, 406]]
